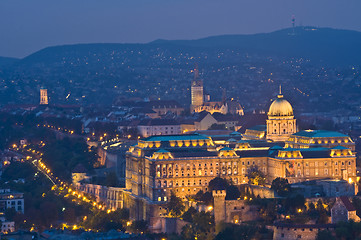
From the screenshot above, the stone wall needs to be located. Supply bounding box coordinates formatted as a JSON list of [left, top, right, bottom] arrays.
[[273, 224, 335, 240], [212, 190, 260, 224]]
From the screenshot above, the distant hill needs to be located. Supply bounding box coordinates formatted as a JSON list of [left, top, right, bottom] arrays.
[[0, 56, 19, 68], [1, 26, 361, 108], [18, 26, 361, 66], [151, 26, 361, 65]]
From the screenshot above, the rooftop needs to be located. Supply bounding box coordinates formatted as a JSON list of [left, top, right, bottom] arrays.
[[292, 130, 348, 138], [247, 125, 267, 132], [141, 134, 210, 142], [339, 196, 356, 211]]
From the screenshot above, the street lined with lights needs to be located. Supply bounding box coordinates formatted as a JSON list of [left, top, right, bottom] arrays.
[[11, 143, 110, 214]]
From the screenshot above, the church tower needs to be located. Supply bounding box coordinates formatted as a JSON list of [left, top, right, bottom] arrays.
[[266, 86, 296, 142], [190, 65, 203, 112], [40, 88, 48, 105]]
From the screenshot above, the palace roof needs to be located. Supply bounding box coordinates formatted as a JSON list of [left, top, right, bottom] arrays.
[[292, 130, 348, 138], [236, 149, 269, 158], [247, 125, 267, 132], [142, 134, 210, 142]]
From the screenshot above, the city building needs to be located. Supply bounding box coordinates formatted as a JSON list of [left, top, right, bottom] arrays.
[[190, 67, 204, 113], [190, 68, 242, 115], [40, 88, 48, 105], [144, 100, 184, 116], [120, 88, 357, 222], [71, 164, 90, 185], [0, 213, 14, 233], [266, 87, 296, 142], [273, 223, 335, 240], [123, 130, 356, 221], [97, 139, 134, 186], [213, 190, 260, 224], [291, 179, 355, 198], [75, 183, 123, 211], [0, 189, 24, 214], [331, 196, 360, 223], [137, 119, 181, 137]]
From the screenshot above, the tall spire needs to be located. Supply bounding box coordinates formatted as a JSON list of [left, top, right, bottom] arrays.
[[278, 85, 283, 98]]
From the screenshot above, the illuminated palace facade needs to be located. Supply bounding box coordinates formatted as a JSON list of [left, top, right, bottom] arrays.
[[124, 92, 357, 221]]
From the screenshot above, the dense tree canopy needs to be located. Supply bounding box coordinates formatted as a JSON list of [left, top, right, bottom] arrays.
[[166, 191, 185, 217], [181, 211, 214, 240], [246, 166, 266, 186], [271, 177, 291, 196]]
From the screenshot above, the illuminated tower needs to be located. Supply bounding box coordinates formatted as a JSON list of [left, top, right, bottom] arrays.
[[190, 65, 203, 112], [40, 88, 48, 105], [266, 86, 296, 142]]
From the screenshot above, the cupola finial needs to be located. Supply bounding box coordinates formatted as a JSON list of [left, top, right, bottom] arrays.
[[278, 85, 283, 98]]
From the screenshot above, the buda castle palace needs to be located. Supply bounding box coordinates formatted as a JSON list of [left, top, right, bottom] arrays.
[[121, 87, 357, 222]]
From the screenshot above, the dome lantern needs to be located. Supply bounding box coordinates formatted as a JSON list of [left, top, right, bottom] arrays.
[[268, 86, 293, 117]]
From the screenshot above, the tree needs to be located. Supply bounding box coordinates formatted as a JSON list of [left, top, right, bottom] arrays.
[[208, 177, 229, 191], [271, 177, 290, 196], [316, 230, 336, 240], [129, 220, 148, 233], [194, 190, 213, 205], [182, 207, 197, 223], [284, 194, 305, 213], [245, 166, 266, 186], [192, 211, 214, 233], [225, 185, 240, 200], [83, 208, 128, 232], [181, 211, 214, 240], [166, 191, 185, 217], [64, 207, 76, 223], [215, 224, 259, 240], [260, 201, 278, 223]]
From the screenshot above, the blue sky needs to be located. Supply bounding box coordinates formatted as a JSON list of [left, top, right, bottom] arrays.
[[1, 0, 361, 58]]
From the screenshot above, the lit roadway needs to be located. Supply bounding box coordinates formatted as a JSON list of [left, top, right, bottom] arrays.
[[11, 145, 109, 212]]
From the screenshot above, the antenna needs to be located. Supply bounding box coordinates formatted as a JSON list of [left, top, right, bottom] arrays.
[[291, 15, 295, 35], [279, 85, 282, 95]]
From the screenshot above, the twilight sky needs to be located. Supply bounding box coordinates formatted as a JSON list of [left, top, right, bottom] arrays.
[[1, 0, 361, 58]]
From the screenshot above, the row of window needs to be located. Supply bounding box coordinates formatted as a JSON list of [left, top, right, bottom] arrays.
[[157, 162, 236, 169], [158, 179, 209, 188], [297, 167, 352, 177]]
